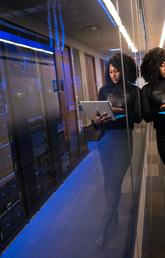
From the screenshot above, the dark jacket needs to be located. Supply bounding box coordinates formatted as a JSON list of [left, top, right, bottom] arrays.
[[95, 82, 141, 130], [142, 79, 165, 132]]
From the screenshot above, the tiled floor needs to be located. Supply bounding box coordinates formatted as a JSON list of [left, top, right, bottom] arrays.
[[142, 125, 165, 258], [1, 127, 145, 258]]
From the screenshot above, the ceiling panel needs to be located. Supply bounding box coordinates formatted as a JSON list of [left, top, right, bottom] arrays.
[[143, 0, 165, 49], [0, 0, 164, 55]]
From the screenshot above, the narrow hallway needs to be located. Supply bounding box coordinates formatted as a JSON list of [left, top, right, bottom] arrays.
[[1, 125, 145, 258]]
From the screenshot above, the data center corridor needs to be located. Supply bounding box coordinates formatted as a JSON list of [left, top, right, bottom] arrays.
[[0, 124, 145, 258]]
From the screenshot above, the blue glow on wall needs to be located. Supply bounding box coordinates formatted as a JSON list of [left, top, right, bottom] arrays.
[[58, 1, 65, 51]]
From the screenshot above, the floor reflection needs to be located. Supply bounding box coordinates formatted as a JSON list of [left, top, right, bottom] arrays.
[[1, 126, 145, 258]]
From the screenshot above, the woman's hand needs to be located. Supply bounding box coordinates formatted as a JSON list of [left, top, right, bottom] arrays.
[[111, 107, 125, 114], [93, 111, 112, 126], [160, 103, 165, 111]]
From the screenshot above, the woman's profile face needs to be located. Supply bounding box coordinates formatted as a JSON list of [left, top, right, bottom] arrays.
[[109, 64, 121, 84], [160, 61, 165, 78]]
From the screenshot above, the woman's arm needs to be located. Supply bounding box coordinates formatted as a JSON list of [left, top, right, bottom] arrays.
[[142, 85, 158, 122], [132, 86, 142, 123]]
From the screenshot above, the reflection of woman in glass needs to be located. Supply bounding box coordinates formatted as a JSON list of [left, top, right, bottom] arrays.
[[141, 47, 165, 165], [93, 52, 141, 248]]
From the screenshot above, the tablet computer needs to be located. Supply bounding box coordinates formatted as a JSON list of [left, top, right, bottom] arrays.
[[80, 100, 115, 120]]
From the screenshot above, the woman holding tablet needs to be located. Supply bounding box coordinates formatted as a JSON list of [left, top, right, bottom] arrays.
[[93, 52, 141, 248], [141, 47, 165, 165]]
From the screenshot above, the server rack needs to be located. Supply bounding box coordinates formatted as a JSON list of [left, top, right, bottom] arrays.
[[37, 52, 71, 181], [0, 43, 25, 249], [2, 43, 63, 214], [55, 48, 86, 169], [0, 21, 88, 250]]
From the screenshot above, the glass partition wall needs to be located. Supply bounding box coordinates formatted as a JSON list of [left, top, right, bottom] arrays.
[[0, 0, 147, 256], [113, 1, 146, 258], [67, 0, 146, 257]]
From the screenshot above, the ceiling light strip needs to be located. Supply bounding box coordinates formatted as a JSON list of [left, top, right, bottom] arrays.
[[97, 0, 117, 27], [159, 20, 165, 48], [101, 0, 138, 52], [109, 48, 121, 52]]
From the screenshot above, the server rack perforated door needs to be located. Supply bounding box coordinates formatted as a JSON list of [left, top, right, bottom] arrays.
[[36, 52, 65, 182], [2, 44, 58, 215], [0, 43, 25, 248]]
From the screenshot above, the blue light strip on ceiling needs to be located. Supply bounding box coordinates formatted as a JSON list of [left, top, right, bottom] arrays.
[[97, 0, 117, 27], [0, 30, 53, 54]]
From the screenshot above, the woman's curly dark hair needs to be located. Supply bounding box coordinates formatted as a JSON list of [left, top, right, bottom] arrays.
[[105, 52, 138, 85], [141, 47, 165, 83]]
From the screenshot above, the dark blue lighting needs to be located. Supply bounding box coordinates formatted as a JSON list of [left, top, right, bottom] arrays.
[[0, 19, 45, 40], [0, 30, 53, 52], [53, 2, 60, 50], [58, 1, 65, 51], [97, 0, 117, 27], [115, 114, 126, 119]]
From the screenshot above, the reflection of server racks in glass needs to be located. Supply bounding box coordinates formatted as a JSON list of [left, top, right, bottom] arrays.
[[0, 22, 88, 249], [0, 41, 64, 248], [37, 52, 66, 182], [0, 43, 25, 249], [55, 47, 87, 169], [2, 43, 65, 213], [72, 48, 88, 157]]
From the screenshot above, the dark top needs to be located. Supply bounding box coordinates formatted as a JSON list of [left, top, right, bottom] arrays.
[[142, 79, 165, 133], [94, 82, 141, 130]]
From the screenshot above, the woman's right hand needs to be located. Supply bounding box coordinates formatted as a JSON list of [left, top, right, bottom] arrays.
[[160, 103, 165, 111], [111, 107, 125, 113], [93, 111, 112, 126]]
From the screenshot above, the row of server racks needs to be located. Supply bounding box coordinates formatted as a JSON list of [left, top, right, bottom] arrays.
[[0, 32, 87, 250]]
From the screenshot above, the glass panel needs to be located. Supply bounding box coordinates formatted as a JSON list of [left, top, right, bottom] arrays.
[[115, 1, 147, 258], [0, 0, 147, 256]]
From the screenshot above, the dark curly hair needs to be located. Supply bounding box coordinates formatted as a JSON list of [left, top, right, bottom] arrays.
[[105, 52, 138, 85], [141, 47, 165, 83]]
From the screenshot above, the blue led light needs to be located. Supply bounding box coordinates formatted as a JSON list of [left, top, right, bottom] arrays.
[[158, 111, 165, 115], [58, 1, 65, 51], [53, 1, 60, 50], [0, 19, 45, 39], [115, 114, 126, 119], [0, 30, 53, 54]]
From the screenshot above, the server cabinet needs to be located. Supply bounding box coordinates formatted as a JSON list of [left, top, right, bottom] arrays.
[[2, 44, 59, 215], [0, 31, 88, 250], [0, 44, 25, 249], [37, 52, 70, 181], [55, 48, 83, 168], [3, 44, 40, 214], [62, 47, 80, 166], [72, 48, 88, 157]]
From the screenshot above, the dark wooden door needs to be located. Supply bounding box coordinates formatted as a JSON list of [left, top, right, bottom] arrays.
[[85, 54, 97, 100]]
